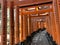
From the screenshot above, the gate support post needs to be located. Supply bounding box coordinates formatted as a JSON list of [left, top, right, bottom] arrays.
[[28, 15, 31, 36], [53, 0, 60, 44], [15, 6, 19, 45], [19, 9, 23, 44], [49, 12, 57, 43], [1, 0, 7, 45], [23, 15, 27, 41], [9, 1, 15, 45]]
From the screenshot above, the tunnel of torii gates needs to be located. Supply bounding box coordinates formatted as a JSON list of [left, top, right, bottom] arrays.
[[0, 0, 60, 45]]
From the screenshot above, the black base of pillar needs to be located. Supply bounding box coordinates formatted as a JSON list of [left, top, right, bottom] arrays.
[[36, 28, 41, 33], [31, 28, 46, 37], [41, 28, 46, 31], [46, 32, 57, 45], [31, 30, 40, 37], [18, 40, 26, 45], [26, 36, 32, 42], [26, 36, 32, 45], [31, 32, 37, 37], [52, 41, 57, 45]]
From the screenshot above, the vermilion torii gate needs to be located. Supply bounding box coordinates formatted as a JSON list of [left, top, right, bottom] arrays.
[[0, 0, 60, 45]]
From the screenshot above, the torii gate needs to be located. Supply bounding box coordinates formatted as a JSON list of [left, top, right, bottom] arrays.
[[0, 0, 60, 45]]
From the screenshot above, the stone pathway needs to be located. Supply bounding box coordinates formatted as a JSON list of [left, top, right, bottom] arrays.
[[31, 30, 54, 45]]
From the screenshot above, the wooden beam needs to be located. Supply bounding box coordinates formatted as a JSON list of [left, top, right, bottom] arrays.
[[19, 3, 52, 9], [21, 8, 53, 15], [9, 1, 14, 45], [31, 15, 48, 17], [0, 0, 52, 8], [1, 0, 7, 45], [14, 0, 52, 7]]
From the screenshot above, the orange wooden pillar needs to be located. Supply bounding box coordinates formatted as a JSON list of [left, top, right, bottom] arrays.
[[28, 15, 31, 36], [32, 20, 35, 32], [31, 18, 34, 34], [33, 20, 36, 32], [40, 21, 44, 30], [48, 13, 57, 42], [37, 21, 41, 29], [15, 6, 19, 44], [23, 15, 28, 41], [25, 15, 28, 37], [46, 17, 51, 34], [47, 16, 52, 35], [46, 15, 56, 41], [1, 0, 7, 45], [34, 21, 38, 31], [9, 1, 15, 45], [44, 22, 46, 29], [53, 0, 60, 44], [34, 19, 37, 32], [50, 12, 57, 41], [19, 9, 23, 42], [37, 21, 41, 32], [48, 14, 52, 35]]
